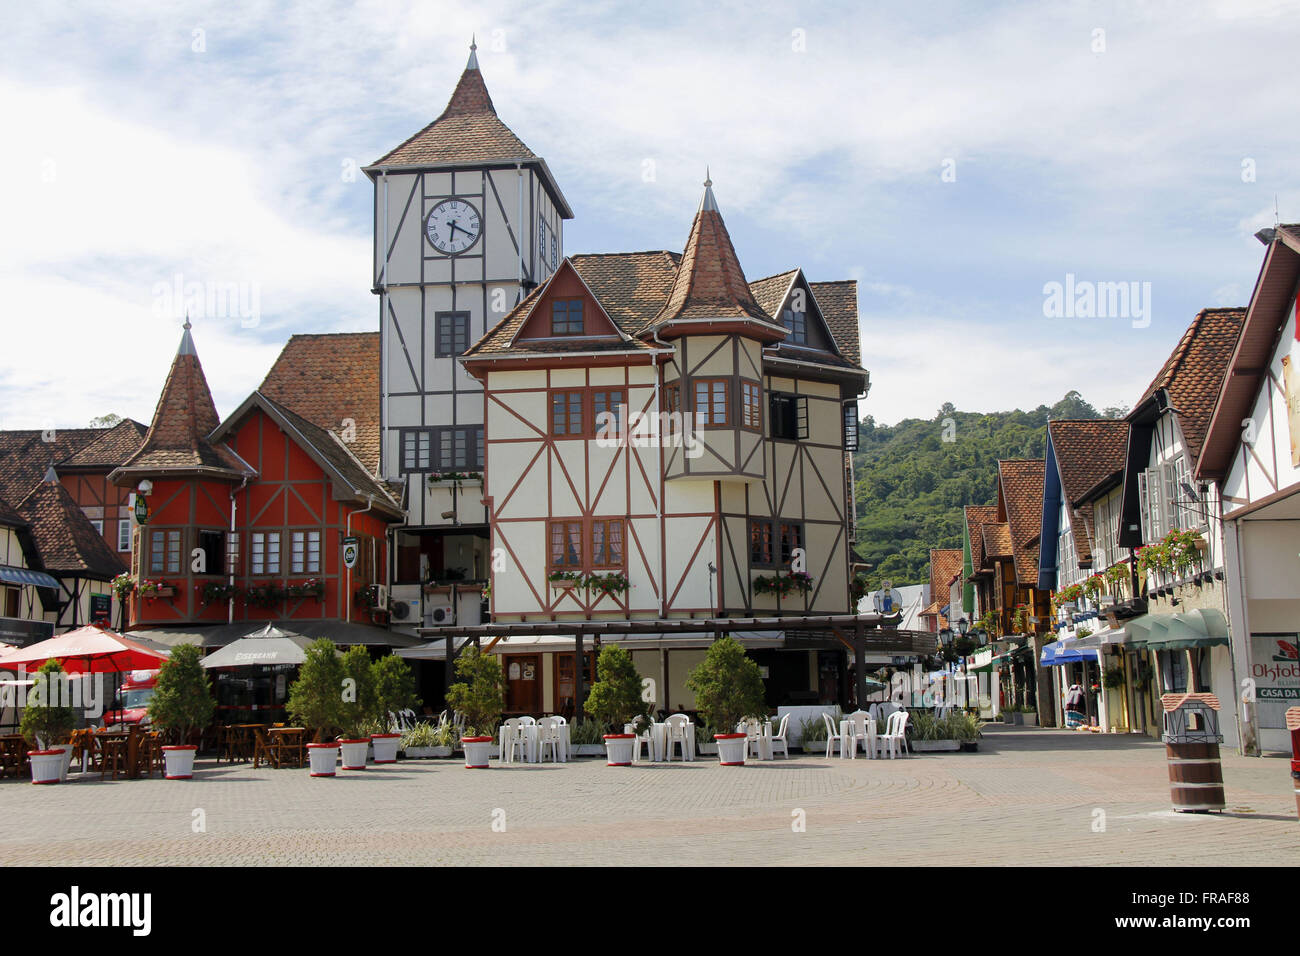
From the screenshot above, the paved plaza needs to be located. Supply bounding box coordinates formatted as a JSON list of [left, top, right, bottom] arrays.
[[3, 726, 1297, 866]]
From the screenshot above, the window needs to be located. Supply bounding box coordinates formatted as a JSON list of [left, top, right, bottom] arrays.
[[749, 520, 773, 566], [665, 383, 680, 415], [197, 530, 225, 576], [778, 523, 803, 565], [401, 429, 432, 473], [117, 519, 132, 553], [694, 378, 729, 426], [436, 312, 470, 357], [551, 299, 583, 335], [551, 233, 558, 269], [741, 380, 762, 430], [291, 531, 321, 574], [843, 402, 859, 450], [549, 520, 583, 568], [227, 532, 240, 576], [770, 393, 809, 440], [550, 391, 585, 436], [539, 219, 549, 276], [89, 519, 104, 536], [782, 306, 807, 344], [251, 532, 281, 576], [149, 530, 181, 575], [592, 389, 625, 438], [591, 519, 625, 567]]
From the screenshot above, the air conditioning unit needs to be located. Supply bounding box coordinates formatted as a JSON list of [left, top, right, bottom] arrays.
[[425, 603, 455, 627], [388, 584, 421, 623]]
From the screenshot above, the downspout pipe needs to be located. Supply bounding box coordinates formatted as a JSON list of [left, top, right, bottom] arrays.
[[229, 476, 248, 624], [346, 493, 376, 624]]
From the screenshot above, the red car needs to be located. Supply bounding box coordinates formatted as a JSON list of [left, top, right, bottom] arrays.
[[103, 669, 160, 727]]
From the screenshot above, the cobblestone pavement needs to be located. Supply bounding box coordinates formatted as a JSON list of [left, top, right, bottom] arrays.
[[2, 726, 1296, 866]]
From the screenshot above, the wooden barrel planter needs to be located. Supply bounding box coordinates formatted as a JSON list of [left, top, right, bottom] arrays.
[[1163, 741, 1225, 812]]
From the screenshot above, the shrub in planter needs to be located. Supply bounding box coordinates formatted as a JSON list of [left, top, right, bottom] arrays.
[[445, 646, 504, 767], [288, 638, 346, 743], [146, 644, 216, 779], [584, 645, 650, 766], [336, 645, 379, 769], [371, 654, 420, 763], [22, 660, 76, 783], [686, 636, 767, 765]]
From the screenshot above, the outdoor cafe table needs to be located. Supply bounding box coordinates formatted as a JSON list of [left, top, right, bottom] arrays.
[[0, 734, 26, 778], [746, 720, 774, 760], [498, 720, 571, 763], [839, 716, 878, 759], [267, 727, 306, 768]]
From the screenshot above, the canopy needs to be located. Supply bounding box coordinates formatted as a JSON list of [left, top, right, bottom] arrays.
[[1040, 641, 1100, 667], [1120, 609, 1229, 650], [0, 623, 169, 674], [0, 565, 60, 590], [199, 624, 319, 669]]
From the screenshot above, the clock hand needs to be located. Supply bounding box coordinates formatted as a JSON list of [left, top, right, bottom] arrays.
[[447, 220, 470, 239]]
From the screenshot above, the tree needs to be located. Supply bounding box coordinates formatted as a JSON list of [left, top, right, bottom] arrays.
[[372, 654, 420, 730], [20, 659, 76, 748], [88, 413, 122, 428], [445, 646, 504, 737], [146, 643, 215, 743], [584, 645, 649, 733], [287, 638, 345, 741], [686, 636, 767, 733], [338, 645, 377, 738]]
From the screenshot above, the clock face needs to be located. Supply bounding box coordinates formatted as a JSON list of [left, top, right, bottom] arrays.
[[425, 198, 482, 255]]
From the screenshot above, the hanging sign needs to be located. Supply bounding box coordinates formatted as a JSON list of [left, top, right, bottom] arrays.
[[133, 496, 149, 526], [342, 536, 359, 570]]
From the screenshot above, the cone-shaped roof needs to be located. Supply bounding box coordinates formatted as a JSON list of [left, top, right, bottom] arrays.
[[649, 175, 773, 330], [111, 322, 251, 481], [370, 41, 537, 168]]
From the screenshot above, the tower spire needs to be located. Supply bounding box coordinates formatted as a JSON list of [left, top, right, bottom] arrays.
[[699, 167, 718, 212], [467, 35, 479, 70]]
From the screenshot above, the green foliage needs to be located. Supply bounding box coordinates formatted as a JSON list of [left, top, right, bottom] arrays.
[[584, 645, 649, 733], [338, 645, 377, 739], [911, 710, 982, 741], [401, 717, 457, 750], [568, 720, 607, 746], [371, 654, 420, 731], [146, 644, 215, 742], [20, 659, 76, 747], [445, 646, 504, 737], [287, 638, 345, 741], [686, 636, 767, 734], [852, 393, 1104, 585]]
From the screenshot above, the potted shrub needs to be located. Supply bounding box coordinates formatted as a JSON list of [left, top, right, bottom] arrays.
[[336, 645, 377, 770], [21, 660, 76, 785], [445, 646, 504, 768], [146, 643, 216, 779], [401, 716, 456, 759], [1021, 705, 1038, 727], [287, 638, 346, 776], [686, 636, 767, 766], [799, 713, 830, 754], [584, 645, 650, 766], [371, 654, 420, 764]]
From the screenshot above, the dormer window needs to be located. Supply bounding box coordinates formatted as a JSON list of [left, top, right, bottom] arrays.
[[552, 299, 583, 335], [781, 306, 807, 344]]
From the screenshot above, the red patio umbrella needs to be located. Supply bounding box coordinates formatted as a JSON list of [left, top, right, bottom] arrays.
[[0, 623, 168, 675]]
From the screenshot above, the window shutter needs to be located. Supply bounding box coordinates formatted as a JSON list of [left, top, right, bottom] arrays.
[[1147, 467, 1166, 540], [1137, 471, 1151, 543]]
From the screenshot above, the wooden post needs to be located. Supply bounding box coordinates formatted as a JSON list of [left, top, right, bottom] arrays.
[[659, 647, 669, 717], [853, 621, 866, 712], [444, 634, 454, 701], [574, 633, 586, 724]]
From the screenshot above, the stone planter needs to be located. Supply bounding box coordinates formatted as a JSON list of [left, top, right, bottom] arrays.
[[603, 734, 635, 766], [307, 742, 339, 777], [714, 733, 748, 766], [29, 749, 64, 785], [1022, 713, 1038, 727], [1012, 712, 1025, 725], [697, 741, 718, 756], [569, 744, 605, 757], [402, 745, 453, 759], [162, 744, 198, 779], [910, 740, 961, 752], [339, 739, 369, 770], [461, 736, 494, 768]]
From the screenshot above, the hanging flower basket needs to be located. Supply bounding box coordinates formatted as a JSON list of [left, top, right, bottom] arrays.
[[111, 572, 136, 598], [245, 584, 284, 608]]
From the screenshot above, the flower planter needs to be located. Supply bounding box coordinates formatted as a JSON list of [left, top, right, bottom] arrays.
[[550, 580, 577, 591], [603, 734, 636, 767], [1022, 713, 1038, 727], [959, 740, 979, 752], [29, 749, 64, 785], [402, 745, 454, 759], [911, 740, 960, 752], [162, 744, 198, 779], [697, 741, 718, 756], [714, 733, 748, 766], [339, 739, 369, 770], [1012, 712, 1025, 725], [57, 746, 74, 781], [307, 742, 339, 777], [569, 744, 605, 757], [370, 733, 401, 764], [462, 736, 494, 768]]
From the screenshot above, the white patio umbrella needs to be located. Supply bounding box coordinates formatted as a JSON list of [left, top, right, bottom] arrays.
[[199, 623, 320, 669]]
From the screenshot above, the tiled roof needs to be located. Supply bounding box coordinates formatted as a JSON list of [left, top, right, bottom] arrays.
[[371, 58, 538, 168], [964, 504, 998, 572], [0, 495, 28, 529], [998, 459, 1046, 587], [982, 522, 1012, 559], [928, 548, 962, 618], [651, 185, 772, 328], [809, 281, 861, 368], [748, 270, 798, 317], [918, 599, 945, 619], [1135, 308, 1247, 466], [0, 428, 103, 508], [1047, 419, 1129, 566], [17, 474, 126, 579], [255, 394, 398, 512], [59, 419, 147, 469], [114, 325, 251, 479], [258, 332, 382, 475]]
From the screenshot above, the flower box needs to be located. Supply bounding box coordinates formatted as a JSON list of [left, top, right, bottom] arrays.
[[911, 740, 960, 752]]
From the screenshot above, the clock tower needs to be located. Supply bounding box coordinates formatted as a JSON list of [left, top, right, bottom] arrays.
[[365, 41, 573, 617]]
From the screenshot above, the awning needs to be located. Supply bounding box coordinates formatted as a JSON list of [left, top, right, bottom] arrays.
[[397, 629, 790, 661], [969, 653, 1011, 673], [1040, 641, 1100, 666], [0, 565, 60, 590], [1121, 609, 1229, 650], [201, 625, 321, 669], [127, 619, 424, 650]]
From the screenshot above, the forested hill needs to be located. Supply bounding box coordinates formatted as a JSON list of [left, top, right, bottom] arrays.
[[851, 391, 1124, 588]]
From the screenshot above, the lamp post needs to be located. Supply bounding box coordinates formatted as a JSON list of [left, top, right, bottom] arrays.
[[955, 618, 975, 711]]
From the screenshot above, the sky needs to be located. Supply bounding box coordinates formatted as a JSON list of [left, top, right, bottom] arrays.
[[1, 0, 1297, 431]]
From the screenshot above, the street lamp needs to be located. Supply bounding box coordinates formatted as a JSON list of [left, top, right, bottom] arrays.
[[955, 618, 975, 711]]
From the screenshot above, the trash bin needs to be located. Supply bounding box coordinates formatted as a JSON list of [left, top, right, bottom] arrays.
[[1286, 706, 1300, 821], [1160, 693, 1225, 813]]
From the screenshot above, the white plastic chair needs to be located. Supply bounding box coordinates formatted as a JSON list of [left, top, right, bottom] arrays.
[[499, 717, 528, 763], [880, 710, 908, 759], [822, 712, 848, 758], [847, 710, 877, 759], [664, 714, 691, 761], [535, 717, 561, 763], [770, 713, 790, 758], [629, 719, 659, 762]]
